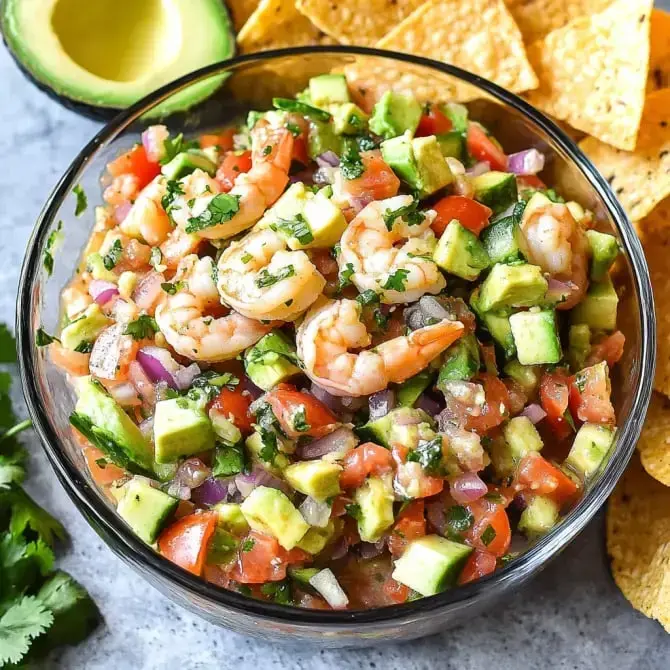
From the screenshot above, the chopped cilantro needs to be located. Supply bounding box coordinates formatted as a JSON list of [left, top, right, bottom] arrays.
[[241, 538, 255, 552], [373, 308, 389, 330], [484, 492, 505, 504], [338, 263, 355, 291], [188, 371, 239, 403], [356, 135, 377, 151], [447, 505, 474, 533], [285, 122, 302, 137], [160, 133, 198, 165], [262, 145, 272, 156], [292, 406, 310, 433], [124, 315, 159, 341], [340, 140, 364, 180], [43, 220, 63, 277], [212, 443, 247, 477], [260, 579, 292, 605], [161, 179, 185, 218], [271, 214, 314, 246], [406, 436, 443, 473], [102, 239, 123, 271], [35, 329, 58, 347], [381, 268, 410, 292], [344, 503, 362, 521], [73, 340, 94, 354], [272, 97, 331, 122], [72, 185, 87, 216], [161, 280, 186, 295], [481, 524, 497, 546], [382, 199, 424, 231], [256, 265, 295, 289], [186, 193, 241, 233], [356, 290, 380, 306], [241, 252, 253, 264]]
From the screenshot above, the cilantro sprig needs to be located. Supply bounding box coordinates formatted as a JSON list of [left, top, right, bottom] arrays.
[[185, 193, 241, 233]]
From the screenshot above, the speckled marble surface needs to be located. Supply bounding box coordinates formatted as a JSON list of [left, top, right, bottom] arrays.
[[1, 22, 669, 669]]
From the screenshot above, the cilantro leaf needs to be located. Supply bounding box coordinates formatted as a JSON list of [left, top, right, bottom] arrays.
[[35, 329, 59, 347], [102, 239, 123, 271], [344, 503, 362, 521], [340, 140, 364, 180], [272, 97, 331, 122], [212, 444, 246, 477], [356, 290, 380, 306], [255, 265, 295, 289], [6, 487, 65, 547], [381, 268, 410, 292], [446, 505, 474, 533], [292, 406, 310, 433], [72, 185, 87, 217], [0, 325, 16, 364], [160, 133, 198, 165], [481, 524, 497, 546], [271, 214, 314, 246], [43, 220, 64, 277], [187, 371, 238, 403], [356, 135, 378, 152], [161, 280, 186, 295], [73, 340, 94, 354], [161, 179, 185, 218], [124, 315, 159, 341], [382, 199, 424, 231], [260, 579, 292, 605], [241, 538, 255, 552], [0, 595, 53, 665], [406, 436, 443, 474], [185, 193, 241, 233], [338, 263, 355, 291]]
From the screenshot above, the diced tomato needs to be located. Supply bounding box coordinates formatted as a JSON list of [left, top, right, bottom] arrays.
[[465, 374, 510, 435], [392, 445, 445, 498], [82, 446, 125, 486], [382, 578, 410, 604], [586, 331, 625, 368], [503, 378, 528, 416], [431, 196, 492, 236], [388, 500, 426, 557], [458, 549, 497, 585], [50, 342, 90, 377], [107, 144, 160, 189], [209, 385, 254, 434], [466, 123, 507, 171], [539, 370, 573, 440], [416, 107, 453, 137], [341, 151, 400, 201], [330, 495, 352, 518], [462, 497, 511, 557], [340, 442, 395, 489], [200, 128, 235, 151], [291, 134, 309, 166], [295, 592, 330, 609], [263, 384, 337, 438], [216, 150, 252, 192], [157, 512, 218, 576], [515, 452, 579, 506], [568, 363, 615, 425], [517, 174, 546, 190], [480, 344, 498, 375]]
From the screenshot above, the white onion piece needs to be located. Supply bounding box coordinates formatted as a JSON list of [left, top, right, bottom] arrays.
[[309, 569, 349, 609], [465, 161, 490, 177], [89, 279, 118, 302], [128, 360, 157, 408], [299, 497, 331, 528], [507, 149, 545, 176], [132, 271, 165, 311], [520, 403, 547, 425], [108, 382, 141, 408], [174, 363, 201, 391], [113, 202, 132, 224], [139, 416, 154, 440]]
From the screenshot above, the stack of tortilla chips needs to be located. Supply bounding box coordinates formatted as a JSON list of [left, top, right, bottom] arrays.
[[227, 0, 670, 632]]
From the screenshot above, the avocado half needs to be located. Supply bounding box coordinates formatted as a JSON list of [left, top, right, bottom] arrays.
[[0, 0, 235, 120]]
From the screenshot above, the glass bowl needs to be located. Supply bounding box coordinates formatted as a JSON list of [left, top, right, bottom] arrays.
[[16, 46, 654, 646]]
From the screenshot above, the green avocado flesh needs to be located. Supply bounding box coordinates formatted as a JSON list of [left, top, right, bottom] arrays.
[[1, 0, 235, 117]]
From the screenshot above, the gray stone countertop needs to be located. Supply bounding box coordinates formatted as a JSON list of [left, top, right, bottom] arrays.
[[1, 22, 669, 670]]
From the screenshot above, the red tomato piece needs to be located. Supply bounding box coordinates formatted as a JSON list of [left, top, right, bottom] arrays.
[[340, 442, 395, 489], [416, 107, 453, 137], [382, 578, 410, 604], [388, 500, 426, 557], [392, 445, 445, 498], [515, 452, 579, 505], [431, 196, 492, 236], [539, 370, 573, 440], [569, 363, 615, 425], [517, 174, 546, 190], [200, 128, 235, 151], [462, 497, 511, 557], [263, 384, 337, 438], [83, 446, 125, 486], [216, 150, 252, 192], [466, 123, 507, 171], [158, 512, 218, 576], [291, 134, 309, 166], [107, 145, 160, 189], [586, 331, 625, 368], [465, 374, 510, 435], [458, 549, 497, 585], [341, 151, 400, 201], [209, 385, 254, 435]]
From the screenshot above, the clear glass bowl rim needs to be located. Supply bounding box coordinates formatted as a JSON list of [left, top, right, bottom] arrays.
[[15, 45, 655, 626]]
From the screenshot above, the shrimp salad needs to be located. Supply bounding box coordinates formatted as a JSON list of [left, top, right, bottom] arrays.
[[49, 76, 625, 610]]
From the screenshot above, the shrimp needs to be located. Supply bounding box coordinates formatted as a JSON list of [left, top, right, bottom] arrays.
[[217, 228, 326, 322], [521, 203, 589, 310], [338, 195, 446, 304], [159, 228, 202, 270], [155, 255, 275, 361], [173, 120, 294, 241], [119, 175, 172, 246], [296, 298, 464, 397]]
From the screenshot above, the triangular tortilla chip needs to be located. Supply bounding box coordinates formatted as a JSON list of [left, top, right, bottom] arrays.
[[579, 89, 670, 222], [228, 0, 259, 31], [648, 9, 670, 92], [525, 0, 652, 151], [295, 0, 424, 46], [637, 392, 670, 487]]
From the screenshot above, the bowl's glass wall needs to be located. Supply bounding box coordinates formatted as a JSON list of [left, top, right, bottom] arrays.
[[18, 49, 654, 645]]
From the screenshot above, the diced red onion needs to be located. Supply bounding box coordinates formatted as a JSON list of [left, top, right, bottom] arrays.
[[289, 168, 316, 185], [316, 151, 340, 167], [465, 161, 490, 177], [546, 277, 574, 303], [369, 390, 394, 420], [349, 194, 373, 213], [234, 468, 290, 499], [520, 403, 547, 425], [426, 499, 446, 535], [299, 497, 331, 528], [129, 361, 157, 409], [359, 538, 386, 559], [507, 149, 545, 176], [113, 202, 132, 223], [132, 271, 164, 311], [166, 482, 192, 500], [141, 125, 169, 163], [137, 347, 178, 389], [174, 363, 201, 391], [313, 166, 336, 186], [441, 422, 485, 472], [89, 279, 119, 305], [174, 458, 211, 489], [191, 477, 234, 506], [240, 376, 264, 401], [310, 383, 343, 412], [298, 426, 357, 460], [108, 382, 141, 408], [309, 569, 349, 609], [418, 296, 451, 322], [450, 472, 488, 504], [330, 537, 349, 560], [415, 393, 442, 417]]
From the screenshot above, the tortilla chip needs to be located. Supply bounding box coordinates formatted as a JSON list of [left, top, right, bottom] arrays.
[[228, 0, 259, 31], [505, 0, 613, 43], [237, 0, 336, 53], [525, 0, 652, 151], [648, 9, 670, 92], [579, 89, 670, 222], [606, 456, 670, 633], [632, 198, 670, 397], [637, 392, 670, 487], [295, 0, 424, 46], [364, 0, 537, 101]]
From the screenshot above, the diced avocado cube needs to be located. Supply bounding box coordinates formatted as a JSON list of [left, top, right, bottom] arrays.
[[116, 477, 178, 544], [381, 133, 453, 198], [153, 461, 178, 482], [357, 407, 432, 447], [369, 90, 422, 139], [480, 211, 526, 265], [391, 535, 473, 596], [354, 475, 395, 542], [509, 309, 562, 365], [309, 74, 350, 107], [436, 131, 464, 159], [490, 416, 543, 478], [71, 377, 153, 474], [307, 120, 342, 160], [478, 263, 548, 313], [522, 192, 552, 221], [288, 566, 320, 585], [302, 191, 348, 249], [565, 423, 615, 479], [567, 324, 591, 372], [86, 252, 118, 281], [60, 304, 112, 351], [153, 398, 215, 464], [161, 151, 216, 180], [570, 275, 618, 331], [245, 431, 290, 474], [471, 171, 518, 214], [503, 360, 542, 395], [262, 181, 306, 224], [388, 421, 436, 454], [240, 486, 309, 550], [441, 102, 468, 134], [213, 502, 250, 535], [244, 330, 302, 391], [284, 460, 342, 501], [297, 520, 335, 554], [585, 230, 620, 282], [471, 291, 517, 360], [438, 334, 480, 387], [209, 410, 242, 446], [332, 103, 369, 135], [518, 495, 559, 539], [396, 369, 435, 408], [433, 221, 490, 280]]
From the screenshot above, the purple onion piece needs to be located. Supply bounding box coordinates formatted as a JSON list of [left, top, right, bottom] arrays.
[[316, 150, 340, 167], [330, 536, 349, 560], [234, 467, 291, 499], [520, 403, 547, 425], [240, 376, 264, 401], [415, 392, 442, 417], [298, 426, 357, 460], [136, 349, 178, 389], [191, 477, 235, 506], [465, 161, 490, 177], [95, 288, 119, 305], [313, 166, 336, 186], [450, 472, 488, 504], [507, 148, 545, 176], [368, 389, 394, 421], [174, 458, 211, 489], [174, 363, 201, 391], [426, 499, 446, 535], [359, 538, 386, 559], [309, 383, 343, 412]]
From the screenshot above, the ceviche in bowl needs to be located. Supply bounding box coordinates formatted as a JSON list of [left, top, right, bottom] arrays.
[[17, 48, 653, 642]]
